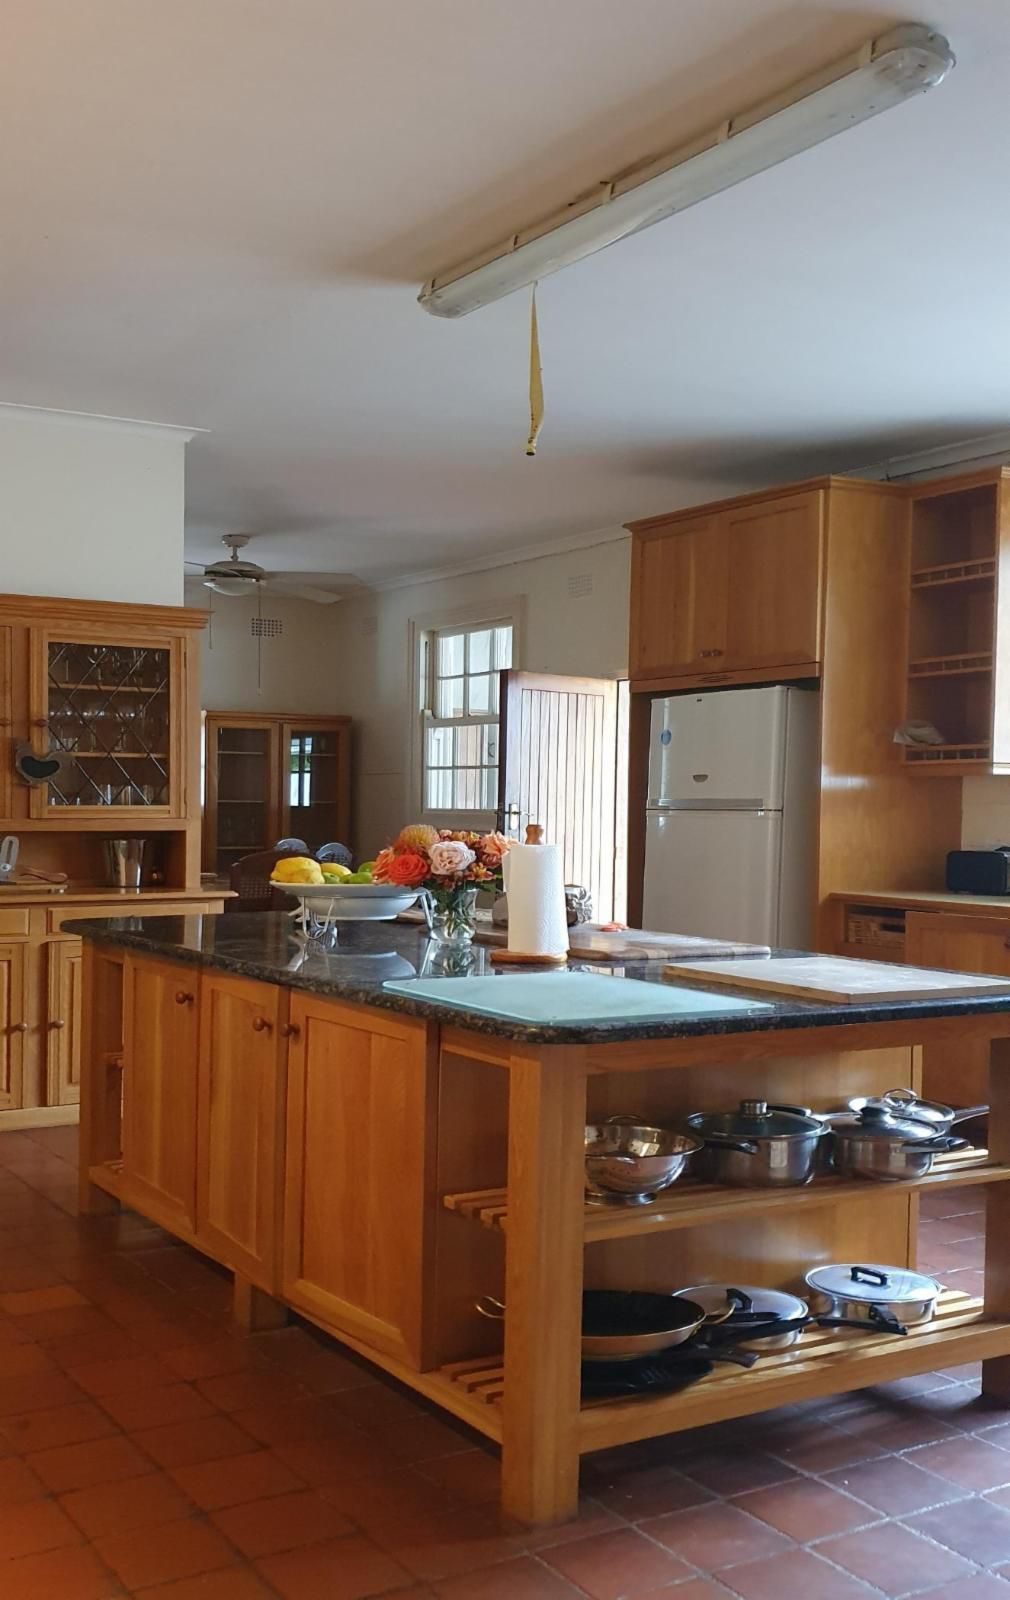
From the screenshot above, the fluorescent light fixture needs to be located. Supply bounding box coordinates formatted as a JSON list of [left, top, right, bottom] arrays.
[[419, 24, 954, 318]]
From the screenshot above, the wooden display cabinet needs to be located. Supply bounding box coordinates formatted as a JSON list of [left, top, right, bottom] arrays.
[[203, 711, 351, 875], [902, 468, 1010, 774]]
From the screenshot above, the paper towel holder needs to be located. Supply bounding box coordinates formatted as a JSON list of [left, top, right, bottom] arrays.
[[491, 820, 569, 966]]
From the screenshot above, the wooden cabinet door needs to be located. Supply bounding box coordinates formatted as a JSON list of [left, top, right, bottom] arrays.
[[0, 942, 28, 1110], [196, 972, 285, 1289], [630, 515, 727, 678], [46, 939, 82, 1107], [722, 492, 824, 671], [280, 722, 351, 853], [905, 911, 1010, 1108], [120, 955, 199, 1234], [282, 995, 434, 1367], [202, 715, 280, 875]]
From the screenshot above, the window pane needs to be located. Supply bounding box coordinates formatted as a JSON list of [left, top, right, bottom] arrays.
[[493, 626, 513, 670], [481, 725, 499, 764], [438, 633, 464, 677], [469, 629, 492, 673], [482, 766, 499, 809], [426, 767, 452, 809], [468, 674, 492, 714], [455, 725, 481, 765], [426, 724, 453, 767], [437, 677, 464, 718]]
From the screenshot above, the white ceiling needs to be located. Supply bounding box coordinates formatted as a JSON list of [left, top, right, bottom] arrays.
[[4, 1, 1010, 585]]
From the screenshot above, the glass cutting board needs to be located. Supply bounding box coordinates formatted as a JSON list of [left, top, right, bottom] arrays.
[[382, 971, 772, 1024]]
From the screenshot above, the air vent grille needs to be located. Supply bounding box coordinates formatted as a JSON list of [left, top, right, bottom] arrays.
[[251, 617, 283, 638], [567, 573, 593, 598]]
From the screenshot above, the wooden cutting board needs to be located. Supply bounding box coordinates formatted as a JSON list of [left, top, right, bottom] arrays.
[[662, 954, 1010, 1004]]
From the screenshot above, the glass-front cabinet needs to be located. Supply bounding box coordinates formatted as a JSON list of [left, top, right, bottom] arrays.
[[31, 631, 181, 814], [203, 712, 350, 876]]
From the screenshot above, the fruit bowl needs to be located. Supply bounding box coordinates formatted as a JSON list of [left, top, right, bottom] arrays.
[[273, 881, 421, 928]]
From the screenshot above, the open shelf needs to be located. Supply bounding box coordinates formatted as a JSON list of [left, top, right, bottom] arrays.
[[903, 743, 992, 771], [437, 1290, 1010, 1452], [911, 558, 995, 590], [443, 1148, 1006, 1244], [908, 652, 992, 679]]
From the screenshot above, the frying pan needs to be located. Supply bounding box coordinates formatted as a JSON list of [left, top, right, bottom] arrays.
[[476, 1288, 736, 1362]]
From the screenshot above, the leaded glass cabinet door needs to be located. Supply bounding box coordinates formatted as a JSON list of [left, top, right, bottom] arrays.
[[281, 723, 349, 855], [30, 631, 181, 815]]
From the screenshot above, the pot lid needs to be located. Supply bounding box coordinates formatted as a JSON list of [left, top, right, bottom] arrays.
[[687, 1100, 825, 1138], [849, 1090, 951, 1128], [831, 1105, 943, 1142], [674, 1283, 808, 1320], [805, 1263, 939, 1303]]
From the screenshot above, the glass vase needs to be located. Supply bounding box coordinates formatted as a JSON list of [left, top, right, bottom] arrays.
[[427, 886, 479, 948]]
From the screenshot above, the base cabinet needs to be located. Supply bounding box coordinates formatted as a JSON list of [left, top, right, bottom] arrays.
[[196, 971, 286, 1289], [46, 940, 82, 1107], [120, 955, 200, 1234], [0, 943, 28, 1110], [282, 994, 434, 1367], [905, 911, 1010, 1107]]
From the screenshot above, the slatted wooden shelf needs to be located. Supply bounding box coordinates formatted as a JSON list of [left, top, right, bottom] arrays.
[[442, 1148, 1005, 1244], [911, 557, 995, 589], [439, 1291, 1010, 1452], [908, 652, 993, 679], [904, 743, 991, 767]]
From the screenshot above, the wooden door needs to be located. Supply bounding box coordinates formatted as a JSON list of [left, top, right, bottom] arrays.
[[905, 911, 1010, 1108], [282, 995, 435, 1368], [280, 720, 351, 853], [120, 955, 199, 1235], [497, 671, 620, 922], [203, 715, 280, 875], [46, 939, 82, 1107], [0, 943, 28, 1110], [722, 492, 824, 671], [196, 972, 286, 1289], [630, 515, 727, 679]]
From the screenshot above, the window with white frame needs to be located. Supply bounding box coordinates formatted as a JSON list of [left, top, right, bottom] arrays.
[[420, 620, 513, 815]]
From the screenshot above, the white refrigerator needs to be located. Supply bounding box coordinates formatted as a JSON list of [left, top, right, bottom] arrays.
[[642, 685, 819, 947]]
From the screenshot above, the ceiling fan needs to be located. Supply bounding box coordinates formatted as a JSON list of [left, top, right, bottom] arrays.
[[187, 535, 356, 604]]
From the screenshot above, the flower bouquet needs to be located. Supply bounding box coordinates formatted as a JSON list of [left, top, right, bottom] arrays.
[[374, 825, 512, 947]]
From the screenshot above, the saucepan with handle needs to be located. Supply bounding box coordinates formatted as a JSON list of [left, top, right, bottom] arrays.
[[475, 1288, 739, 1362]]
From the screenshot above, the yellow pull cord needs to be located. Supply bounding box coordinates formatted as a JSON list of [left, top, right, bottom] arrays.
[[526, 284, 544, 456]]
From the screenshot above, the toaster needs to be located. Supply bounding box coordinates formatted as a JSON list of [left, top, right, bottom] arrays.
[[946, 847, 1010, 896]]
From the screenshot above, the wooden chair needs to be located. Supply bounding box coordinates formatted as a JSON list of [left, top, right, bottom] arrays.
[[226, 848, 303, 913]]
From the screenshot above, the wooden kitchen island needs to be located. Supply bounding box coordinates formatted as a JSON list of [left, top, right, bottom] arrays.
[[75, 913, 1010, 1527]]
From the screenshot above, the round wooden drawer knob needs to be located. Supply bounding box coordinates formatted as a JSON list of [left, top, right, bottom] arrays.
[[9, 1022, 28, 1033], [50, 1019, 66, 1029], [174, 991, 195, 1006], [251, 1016, 271, 1032], [280, 1023, 300, 1039]]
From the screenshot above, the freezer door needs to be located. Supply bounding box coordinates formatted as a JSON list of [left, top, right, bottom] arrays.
[[648, 687, 790, 809], [642, 808, 784, 945]]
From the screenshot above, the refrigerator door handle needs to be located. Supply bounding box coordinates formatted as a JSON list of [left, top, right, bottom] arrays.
[[650, 798, 770, 813]]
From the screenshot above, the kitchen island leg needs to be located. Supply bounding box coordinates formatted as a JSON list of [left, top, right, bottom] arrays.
[[983, 1037, 1010, 1402], [500, 1046, 587, 1526], [233, 1275, 288, 1332]]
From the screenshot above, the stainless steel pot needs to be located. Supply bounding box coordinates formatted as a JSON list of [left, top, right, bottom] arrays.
[[475, 1289, 727, 1362], [846, 1088, 988, 1136], [805, 1263, 939, 1332], [584, 1118, 702, 1206], [686, 1100, 829, 1187], [827, 1104, 970, 1181]]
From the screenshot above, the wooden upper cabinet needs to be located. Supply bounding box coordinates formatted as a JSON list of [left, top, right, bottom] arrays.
[[721, 492, 823, 672], [628, 490, 824, 683], [196, 971, 286, 1290], [120, 955, 199, 1234], [630, 513, 726, 678]]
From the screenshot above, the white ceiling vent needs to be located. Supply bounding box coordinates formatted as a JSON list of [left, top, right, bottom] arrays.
[[567, 573, 593, 599], [251, 616, 283, 637]]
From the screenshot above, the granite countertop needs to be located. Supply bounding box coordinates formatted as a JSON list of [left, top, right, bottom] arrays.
[[67, 912, 1010, 1045], [0, 885, 233, 904]]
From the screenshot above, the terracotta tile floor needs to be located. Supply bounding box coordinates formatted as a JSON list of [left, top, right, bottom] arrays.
[[0, 1129, 1008, 1599]]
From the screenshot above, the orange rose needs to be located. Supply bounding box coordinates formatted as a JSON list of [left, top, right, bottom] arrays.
[[380, 850, 430, 888]]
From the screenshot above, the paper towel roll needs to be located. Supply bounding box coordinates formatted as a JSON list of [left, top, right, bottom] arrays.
[[502, 842, 569, 958]]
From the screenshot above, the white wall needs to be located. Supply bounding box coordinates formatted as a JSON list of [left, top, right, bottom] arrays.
[[185, 581, 349, 715], [331, 533, 631, 857], [0, 405, 190, 605]]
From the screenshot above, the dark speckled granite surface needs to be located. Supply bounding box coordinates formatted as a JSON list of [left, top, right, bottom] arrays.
[[67, 912, 1010, 1046]]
